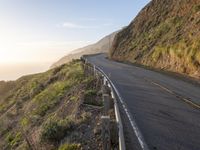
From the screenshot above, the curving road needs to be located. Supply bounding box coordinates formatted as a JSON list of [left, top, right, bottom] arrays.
[[86, 54, 200, 150]]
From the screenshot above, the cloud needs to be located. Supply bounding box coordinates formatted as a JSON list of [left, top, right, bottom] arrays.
[[17, 40, 92, 47], [57, 21, 113, 29], [102, 23, 113, 26], [62, 22, 87, 29], [80, 18, 98, 21], [57, 22, 98, 29]]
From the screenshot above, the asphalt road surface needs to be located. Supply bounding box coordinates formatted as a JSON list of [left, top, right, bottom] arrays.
[[86, 54, 200, 150]]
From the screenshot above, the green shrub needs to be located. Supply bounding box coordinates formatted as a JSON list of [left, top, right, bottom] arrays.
[[6, 132, 22, 148], [193, 4, 200, 13], [70, 96, 78, 102], [41, 118, 75, 142], [33, 81, 70, 116], [85, 89, 97, 97], [20, 117, 29, 128], [58, 143, 81, 150], [83, 89, 103, 106]]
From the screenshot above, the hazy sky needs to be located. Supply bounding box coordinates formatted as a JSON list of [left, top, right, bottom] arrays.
[[0, 0, 150, 80]]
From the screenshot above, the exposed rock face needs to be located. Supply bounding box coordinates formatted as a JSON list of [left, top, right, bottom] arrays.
[[110, 0, 200, 79], [51, 31, 117, 68]]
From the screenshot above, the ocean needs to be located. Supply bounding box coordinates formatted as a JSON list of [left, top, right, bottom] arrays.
[[0, 63, 51, 81]]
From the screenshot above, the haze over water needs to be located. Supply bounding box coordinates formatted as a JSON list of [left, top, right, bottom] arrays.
[[0, 63, 50, 81], [0, 0, 150, 81]]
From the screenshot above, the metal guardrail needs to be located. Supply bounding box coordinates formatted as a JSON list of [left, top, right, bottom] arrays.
[[81, 56, 126, 150]]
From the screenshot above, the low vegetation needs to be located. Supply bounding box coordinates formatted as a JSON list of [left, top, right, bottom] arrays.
[[58, 143, 81, 150], [0, 60, 103, 149], [41, 117, 75, 142], [83, 89, 103, 106], [110, 0, 200, 79]]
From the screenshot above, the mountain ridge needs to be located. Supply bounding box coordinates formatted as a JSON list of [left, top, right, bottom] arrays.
[[51, 31, 118, 68]]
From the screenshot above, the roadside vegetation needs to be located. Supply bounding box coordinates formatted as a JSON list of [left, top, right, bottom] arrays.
[[0, 60, 103, 150], [110, 0, 200, 79]]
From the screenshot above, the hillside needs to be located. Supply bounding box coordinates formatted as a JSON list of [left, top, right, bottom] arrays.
[[0, 81, 16, 102], [0, 60, 103, 150], [110, 0, 200, 79], [51, 31, 117, 68]]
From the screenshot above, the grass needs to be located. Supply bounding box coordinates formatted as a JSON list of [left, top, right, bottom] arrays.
[[58, 143, 81, 150], [193, 4, 200, 13], [110, 0, 200, 80], [41, 117, 75, 142], [83, 89, 103, 106], [31, 62, 84, 117], [150, 37, 200, 74], [85, 89, 97, 97], [32, 81, 70, 116], [6, 132, 22, 148], [70, 96, 78, 102], [20, 117, 29, 128], [0, 60, 101, 149]]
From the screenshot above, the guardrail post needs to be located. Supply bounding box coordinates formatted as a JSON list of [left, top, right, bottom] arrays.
[[83, 63, 86, 76], [90, 65, 93, 75], [101, 116, 111, 150], [93, 65, 96, 76], [96, 73, 102, 88], [103, 94, 110, 115], [84, 63, 88, 76], [100, 75, 104, 86], [103, 77, 107, 85], [110, 120, 119, 148], [102, 85, 110, 94]]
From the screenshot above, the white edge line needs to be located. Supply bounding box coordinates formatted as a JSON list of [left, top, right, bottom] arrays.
[[97, 67, 149, 150], [83, 56, 149, 150], [104, 76, 126, 150]]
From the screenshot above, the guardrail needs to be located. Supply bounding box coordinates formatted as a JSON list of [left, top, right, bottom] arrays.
[[81, 56, 126, 150]]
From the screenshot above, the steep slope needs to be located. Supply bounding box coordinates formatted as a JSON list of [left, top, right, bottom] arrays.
[[0, 81, 16, 101], [110, 0, 200, 79], [0, 60, 103, 150], [51, 31, 117, 68]]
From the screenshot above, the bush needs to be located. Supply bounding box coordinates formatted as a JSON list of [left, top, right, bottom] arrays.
[[58, 143, 81, 150], [193, 4, 200, 13], [85, 89, 97, 97], [83, 89, 103, 106], [41, 118, 75, 142], [33, 81, 69, 116], [20, 117, 29, 128], [6, 132, 22, 148], [70, 96, 78, 102]]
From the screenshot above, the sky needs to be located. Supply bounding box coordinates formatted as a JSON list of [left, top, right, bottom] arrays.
[[0, 0, 150, 80]]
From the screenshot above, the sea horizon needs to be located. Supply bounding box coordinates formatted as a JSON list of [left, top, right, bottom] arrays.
[[0, 62, 51, 81]]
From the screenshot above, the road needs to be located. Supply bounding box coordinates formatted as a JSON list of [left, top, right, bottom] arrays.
[[86, 54, 200, 150]]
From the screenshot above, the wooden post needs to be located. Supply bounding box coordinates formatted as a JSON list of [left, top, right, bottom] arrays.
[[82, 63, 86, 76], [89, 65, 92, 75], [96, 74, 101, 88], [103, 94, 110, 115], [84, 64, 87, 76], [103, 77, 107, 85], [110, 120, 119, 148], [100, 76, 104, 86], [101, 116, 110, 150], [93, 65, 96, 77], [102, 85, 110, 94]]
